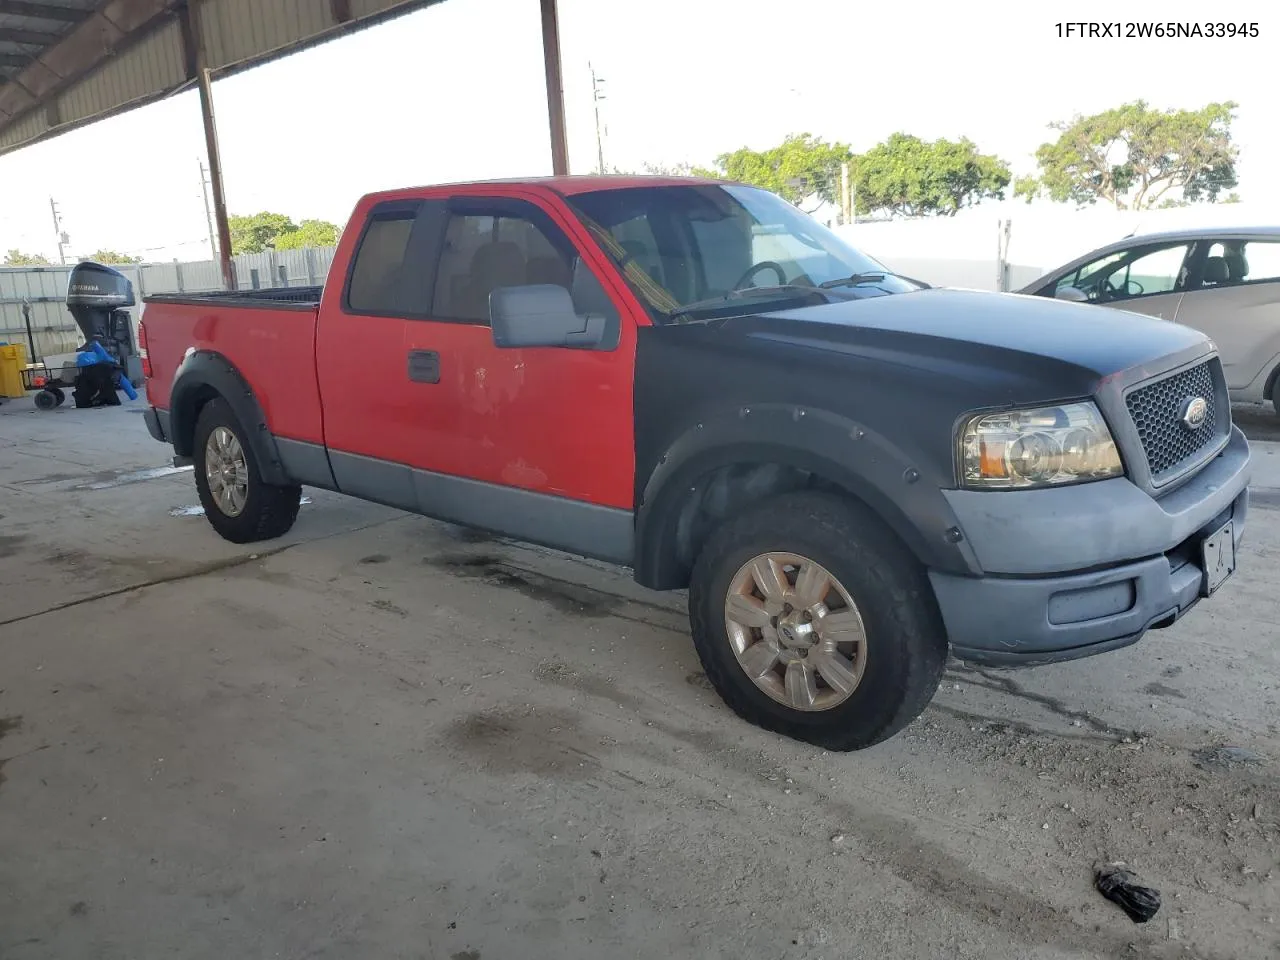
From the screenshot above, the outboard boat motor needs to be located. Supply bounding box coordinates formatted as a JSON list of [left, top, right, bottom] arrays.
[[65, 260, 143, 387]]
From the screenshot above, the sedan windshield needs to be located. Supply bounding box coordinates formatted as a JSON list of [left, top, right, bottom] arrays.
[[566, 183, 920, 323]]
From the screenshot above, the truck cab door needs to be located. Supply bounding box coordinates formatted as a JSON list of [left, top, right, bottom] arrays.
[[401, 193, 637, 560], [315, 197, 452, 511], [317, 191, 638, 562]]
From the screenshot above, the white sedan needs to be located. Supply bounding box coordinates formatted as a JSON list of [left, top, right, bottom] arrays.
[[1017, 226, 1280, 413]]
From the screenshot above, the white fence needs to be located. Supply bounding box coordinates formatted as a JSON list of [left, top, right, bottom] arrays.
[[0, 246, 338, 358]]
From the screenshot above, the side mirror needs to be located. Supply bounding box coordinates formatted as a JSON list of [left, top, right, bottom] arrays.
[[1054, 286, 1089, 303], [489, 284, 606, 349]]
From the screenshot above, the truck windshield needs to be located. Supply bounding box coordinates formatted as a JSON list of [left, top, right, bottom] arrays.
[[565, 183, 919, 323]]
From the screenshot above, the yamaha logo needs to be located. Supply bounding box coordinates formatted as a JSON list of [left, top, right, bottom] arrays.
[[1179, 396, 1209, 431]]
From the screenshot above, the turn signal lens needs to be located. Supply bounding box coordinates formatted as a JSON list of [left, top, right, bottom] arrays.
[[960, 402, 1122, 489]]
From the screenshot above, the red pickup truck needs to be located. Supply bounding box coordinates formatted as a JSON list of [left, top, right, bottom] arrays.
[[140, 175, 1250, 751]]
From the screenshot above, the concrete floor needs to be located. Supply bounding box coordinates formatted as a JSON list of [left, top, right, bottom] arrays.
[[1, 398, 1278, 960]]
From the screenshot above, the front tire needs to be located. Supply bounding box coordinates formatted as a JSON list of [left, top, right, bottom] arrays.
[[688, 491, 948, 751], [193, 398, 302, 544]]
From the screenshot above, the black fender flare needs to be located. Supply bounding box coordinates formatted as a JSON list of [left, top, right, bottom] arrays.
[[633, 403, 981, 590], [169, 350, 291, 486]]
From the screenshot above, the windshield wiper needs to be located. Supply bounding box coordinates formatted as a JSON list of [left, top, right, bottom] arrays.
[[819, 271, 931, 290], [667, 285, 829, 323]]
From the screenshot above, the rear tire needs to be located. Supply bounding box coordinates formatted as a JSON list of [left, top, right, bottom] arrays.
[[33, 390, 57, 411], [193, 397, 301, 544], [688, 491, 948, 751]]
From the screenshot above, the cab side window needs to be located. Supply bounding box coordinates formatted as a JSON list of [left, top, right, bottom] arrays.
[[430, 200, 619, 330], [346, 214, 415, 314], [343, 200, 447, 317]]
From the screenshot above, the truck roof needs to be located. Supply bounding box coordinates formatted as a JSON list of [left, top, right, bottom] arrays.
[[358, 174, 733, 206]]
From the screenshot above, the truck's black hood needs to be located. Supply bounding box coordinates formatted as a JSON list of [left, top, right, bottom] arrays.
[[725, 287, 1211, 384]]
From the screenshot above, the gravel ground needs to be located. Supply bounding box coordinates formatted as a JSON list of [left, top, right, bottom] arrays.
[[0, 400, 1277, 960]]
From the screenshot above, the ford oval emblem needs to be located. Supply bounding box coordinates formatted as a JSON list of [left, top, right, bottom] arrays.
[[1180, 396, 1209, 431]]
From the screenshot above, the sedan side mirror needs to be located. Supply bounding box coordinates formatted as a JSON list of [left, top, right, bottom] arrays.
[[489, 284, 606, 349], [1054, 286, 1090, 303]]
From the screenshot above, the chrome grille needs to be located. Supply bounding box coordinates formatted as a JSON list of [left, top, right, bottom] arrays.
[[1125, 360, 1219, 480]]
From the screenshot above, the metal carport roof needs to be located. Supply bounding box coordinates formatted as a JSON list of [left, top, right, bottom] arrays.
[[0, 0, 571, 285]]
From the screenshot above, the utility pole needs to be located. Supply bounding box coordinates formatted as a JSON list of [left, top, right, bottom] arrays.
[[840, 163, 850, 226], [590, 61, 606, 174], [50, 197, 68, 265], [198, 159, 218, 259]]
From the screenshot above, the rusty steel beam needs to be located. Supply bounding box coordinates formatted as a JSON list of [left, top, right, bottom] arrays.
[[179, 1, 235, 290], [0, 27, 64, 45], [0, 1, 87, 20], [539, 0, 568, 176]]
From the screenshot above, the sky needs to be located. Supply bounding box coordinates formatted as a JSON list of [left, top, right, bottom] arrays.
[[0, 0, 1274, 262]]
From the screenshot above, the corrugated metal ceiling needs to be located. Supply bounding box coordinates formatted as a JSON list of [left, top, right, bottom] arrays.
[[0, 0, 445, 156]]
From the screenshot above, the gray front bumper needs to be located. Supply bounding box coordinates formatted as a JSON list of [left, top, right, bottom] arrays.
[[929, 426, 1251, 665]]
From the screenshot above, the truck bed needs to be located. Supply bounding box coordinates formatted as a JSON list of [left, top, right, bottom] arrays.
[[141, 289, 326, 446], [144, 286, 323, 310]]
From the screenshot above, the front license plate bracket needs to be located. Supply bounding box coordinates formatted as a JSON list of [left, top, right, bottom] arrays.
[[1200, 519, 1236, 597]]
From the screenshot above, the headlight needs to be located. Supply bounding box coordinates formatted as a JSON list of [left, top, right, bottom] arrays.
[[959, 401, 1123, 489]]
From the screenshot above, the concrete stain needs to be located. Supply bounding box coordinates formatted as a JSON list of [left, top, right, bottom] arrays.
[[0, 715, 22, 791], [428, 554, 621, 618], [685, 671, 715, 692], [0, 533, 29, 558], [73, 465, 193, 490], [369, 598, 409, 618], [1143, 681, 1188, 700], [446, 705, 603, 780], [359, 554, 390, 564]]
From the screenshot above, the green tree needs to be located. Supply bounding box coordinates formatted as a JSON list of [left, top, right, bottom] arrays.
[[1017, 101, 1239, 209], [850, 133, 1011, 218], [228, 211, 298, 255], [86, 249, 142, 264], [274, 219, 341, 250], [3, 249, 51, 266], [701, 133, 853, 209]]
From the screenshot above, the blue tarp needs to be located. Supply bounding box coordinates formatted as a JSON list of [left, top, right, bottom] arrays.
[[74, 341, 138, 400]]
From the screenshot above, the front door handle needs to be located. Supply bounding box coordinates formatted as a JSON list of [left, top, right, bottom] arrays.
[[407, 349, 440, 384]]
